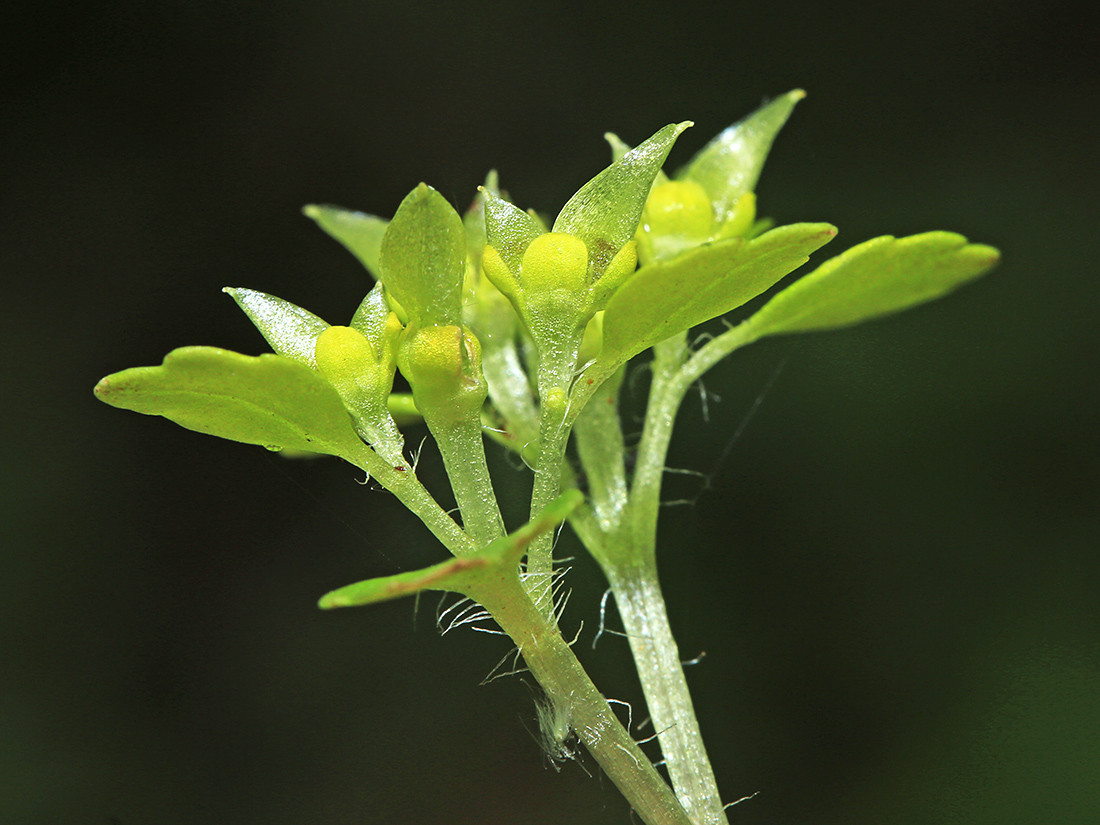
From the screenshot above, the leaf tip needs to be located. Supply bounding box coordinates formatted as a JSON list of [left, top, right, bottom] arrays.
[[92, 375, 112, 401], [317, 592, 343, 610]]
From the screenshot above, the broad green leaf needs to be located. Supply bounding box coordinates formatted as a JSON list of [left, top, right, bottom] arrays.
[[303, 205, 388, 280], [94, 346, 364, 458], [601, 222, 837, 365], [224, 287, 329, 368], [743, 232, 1000, 337], [379, 184, 466, 326], [318, 490, 583, 608], [554, 121, 692, 273], [482, 187, 543, 273], [680, 90, 804, 224]]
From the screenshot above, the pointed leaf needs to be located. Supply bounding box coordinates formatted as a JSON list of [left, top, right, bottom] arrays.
[[743, 232, 1000, 337], [601, 223, 837, 365], [94, 347, 364, 457], [318, 490, 583, 609], [379, 184, 466, 326], [318, 554, 492, 609], [680, 90, 804, 224], [349, 281, 393, 346], [605, 132, 671, 185], [482, 187, 543, 273], [303, 205, 389, 280], [224, 287, 329, 368], [554, 122, 692, 272]]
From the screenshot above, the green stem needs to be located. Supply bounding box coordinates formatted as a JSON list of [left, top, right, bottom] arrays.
[[591, 330, 747, 824], [344, 441, 476, 556], [573, 368, 629, 535], [481, 579, 694, 825], [525, 334, 583, 613], [423, 413, 506, 548], [603, 558, 728, 825]]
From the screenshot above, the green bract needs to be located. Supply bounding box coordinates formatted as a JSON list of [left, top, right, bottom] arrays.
[[379, 183, 466, 328], [318, 490, 582, 609], [224, 287, 329, 368]]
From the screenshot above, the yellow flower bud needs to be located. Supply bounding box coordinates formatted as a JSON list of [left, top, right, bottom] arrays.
[[521, 233, 589, 295], [399, 324, 487, 422], [314, 326, 383, 410], [642, 180, 715, 240]]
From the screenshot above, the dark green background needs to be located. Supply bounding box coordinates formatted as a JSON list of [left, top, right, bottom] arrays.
[[4, 1, 1097, 823]]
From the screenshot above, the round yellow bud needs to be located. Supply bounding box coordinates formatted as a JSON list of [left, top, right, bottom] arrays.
[[521, 233, 589, 294], [642, 180, 715, 240], [315, 325, 386, 416]]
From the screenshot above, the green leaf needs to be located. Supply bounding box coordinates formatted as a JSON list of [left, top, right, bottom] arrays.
[[482, 187, 544, 273], [349, 281, 394, 346], [379, 184, 466, 326], [94, 346, 365, 458], [224, 287, 329, 368], [554, 121, 692, 273], [303, 204, 389, 280], [318, 554, 491, 609], [680, 89, 804, 224], [743, 232, 1000, 337], [600, 222, 837, 365], [318, 490, 583, 609]]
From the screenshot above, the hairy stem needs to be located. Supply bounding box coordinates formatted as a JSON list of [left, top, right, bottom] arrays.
[[604, 559, 728, 825], [525, 334, 582, 613], [482, 579, 694, 825], [587, 331, 732, 824]]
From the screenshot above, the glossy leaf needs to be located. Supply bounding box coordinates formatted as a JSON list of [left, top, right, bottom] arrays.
[[482, 187, 543, 273], [379, 184, 466, 326], [349, 281, 395, 347], [318, 489, 583, 608], [224, 287, 329, 368], [94, 346, 364, 458], [604, 132, 671, 186], [743, 232, 1000, 337], [303, 205, 388, 280], [601, 223, 837, 365], [554, 122, 692, 273], [680, 90, 804, 224]]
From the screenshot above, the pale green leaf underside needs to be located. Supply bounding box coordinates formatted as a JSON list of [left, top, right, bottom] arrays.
[[601, 222, 837, 366], [94, 347, 364, 458], [224, 287, 329, 368], [744, 231, 1000, 337], [303, 204, 389, 281], [318, 490, 583, 609], [554, 121, 692, 265], [379, 183, 466, 326]]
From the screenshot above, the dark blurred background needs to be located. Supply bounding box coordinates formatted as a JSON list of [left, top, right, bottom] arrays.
[[3, 1, 1098, 823]]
